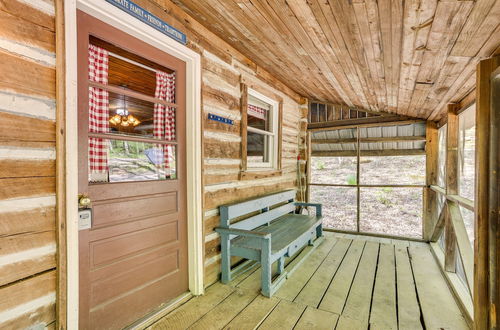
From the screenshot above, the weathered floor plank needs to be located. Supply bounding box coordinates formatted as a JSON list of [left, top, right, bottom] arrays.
[[189, 288, 257, 329], [257, 300, 306, 330], [149, 283, 234, 329], [294, 238, 352, 307], [409, 244, 469, 329], [150, 234, 469, 330], [369, 243, 397, 329], [318, 239, 365, 315], [395, 246, 423, 330], [223, 295, 280, 329], [294, 306, 339, 329], [274, 234, 338, 301], [333, 241, 379, 329]]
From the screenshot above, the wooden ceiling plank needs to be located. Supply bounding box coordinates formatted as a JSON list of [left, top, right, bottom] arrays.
[[308, 0, 371, 110], [397, 0, 437, 117], [450, 0, 499, 57], [389, 0, 404, 113], [315, 0, 378, 110], [356, 0, 388, 109], [286, 0, 367, 107], [249, 0, 342, 101]]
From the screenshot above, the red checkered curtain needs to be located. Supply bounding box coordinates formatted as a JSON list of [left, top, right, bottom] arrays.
[[153, 71, 176, 173], [248, 104, 267, 120], [88, 44, 110, 182]]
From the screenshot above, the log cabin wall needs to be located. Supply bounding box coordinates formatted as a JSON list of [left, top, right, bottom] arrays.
[[0, 1, 307, 328], [126, 0, 309, 287], [0, 0, 57, 328]]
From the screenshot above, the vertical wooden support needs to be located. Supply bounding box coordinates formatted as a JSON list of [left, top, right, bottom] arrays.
[[474, 56, 500, 330], [240, 83, 248, 171], [445, 104, 459, 272], [260, 238, 272, 297], [356, 126, 360, 232], [55, 0, 67, 328], [424, 121, 438, 240], [306, 131, 311, 202]]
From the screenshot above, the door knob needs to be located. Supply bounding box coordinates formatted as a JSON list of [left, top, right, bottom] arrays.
[[78, 194, 91, 208]]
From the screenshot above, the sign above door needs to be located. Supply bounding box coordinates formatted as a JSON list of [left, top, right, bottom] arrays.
[[106, 0, 187, 45]]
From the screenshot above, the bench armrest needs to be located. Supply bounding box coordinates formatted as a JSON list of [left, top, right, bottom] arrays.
[[295, 202, 322, 216], [216, 227, 271, 239]]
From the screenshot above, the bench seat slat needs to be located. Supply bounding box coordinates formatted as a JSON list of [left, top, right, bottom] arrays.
[[222, 189, 296, 220], [232, 202, 296, 232], [232, 214, 321, 254]]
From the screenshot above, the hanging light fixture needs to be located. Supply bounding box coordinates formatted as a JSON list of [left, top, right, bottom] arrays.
[[109, 94, 141, 127]]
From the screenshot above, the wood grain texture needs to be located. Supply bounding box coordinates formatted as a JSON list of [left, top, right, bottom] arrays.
[[168, 0, 500, 121]]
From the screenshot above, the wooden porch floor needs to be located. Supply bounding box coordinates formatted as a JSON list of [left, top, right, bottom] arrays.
[[147, 233, 469, 329]]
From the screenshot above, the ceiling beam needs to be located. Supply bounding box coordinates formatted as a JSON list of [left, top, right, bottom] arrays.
[[312, 136, 427, 144], [312, 149, 426, 157]]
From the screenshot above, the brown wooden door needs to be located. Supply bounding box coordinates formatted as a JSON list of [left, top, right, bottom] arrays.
[[77, 12, 188, 329]]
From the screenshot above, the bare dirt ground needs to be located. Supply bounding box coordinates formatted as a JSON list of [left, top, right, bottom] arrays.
[[310, 156, 425, 238]]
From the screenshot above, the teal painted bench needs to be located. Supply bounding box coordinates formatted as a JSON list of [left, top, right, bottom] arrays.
[[215, 190, 323, 297]]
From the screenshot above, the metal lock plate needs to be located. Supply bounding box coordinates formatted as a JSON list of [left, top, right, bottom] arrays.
[[78, 209, 92, 230]]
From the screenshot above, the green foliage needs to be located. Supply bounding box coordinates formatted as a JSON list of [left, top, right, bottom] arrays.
[[376, 188, 392, 206], [315, 160, 326, 170], [346, 174, 357, 185]]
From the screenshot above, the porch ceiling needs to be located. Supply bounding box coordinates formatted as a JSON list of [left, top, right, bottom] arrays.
[[167, 0, 500, 121]]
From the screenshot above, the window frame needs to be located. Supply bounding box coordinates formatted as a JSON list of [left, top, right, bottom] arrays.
[[241, 84, 282, 173]]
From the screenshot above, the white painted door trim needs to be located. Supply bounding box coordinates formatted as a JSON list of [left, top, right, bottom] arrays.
[[64, 0, 204, 327]]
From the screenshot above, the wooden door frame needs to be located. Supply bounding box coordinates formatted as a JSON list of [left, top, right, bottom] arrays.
[[61, 0, 203, 327]]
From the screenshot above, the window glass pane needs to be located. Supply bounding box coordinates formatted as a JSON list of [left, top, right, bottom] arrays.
[[437, 124, 447, 187], [247, 132, 272, 164], [248, 95, 271, 132], [458, 105, 475, 201], [310, 156, 357, 185], [455, 244, 470, 292], [460, 206, 474, 247], [359, 155, 425, 185], [360, 187, 423, 238], [90, 37, 175, 98], [310, 186, 357, 231], [89, 89, 176, 140], [88, 138, 176, 183]]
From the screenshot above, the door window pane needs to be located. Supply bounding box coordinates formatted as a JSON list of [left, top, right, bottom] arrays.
[[89, 138, 176, 183], [310, 185, 357, 231], [360, 187, 423, 238]]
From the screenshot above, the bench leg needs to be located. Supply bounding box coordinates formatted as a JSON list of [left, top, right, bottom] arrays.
[[316, 224, 323, 238], [261, 239, 272, 297], [220, 233, 231, 284], [277, 256, 285, 274]]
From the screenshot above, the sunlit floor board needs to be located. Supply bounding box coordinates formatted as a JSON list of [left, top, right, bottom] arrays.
[[148, 232, 469, 330]]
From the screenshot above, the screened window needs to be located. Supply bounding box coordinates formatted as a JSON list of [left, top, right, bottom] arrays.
[[458, 105, 476, 201], [246, 90, 279, 169]]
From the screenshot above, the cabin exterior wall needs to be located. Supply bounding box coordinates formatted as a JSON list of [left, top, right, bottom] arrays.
[[0, 0, 307, 328]]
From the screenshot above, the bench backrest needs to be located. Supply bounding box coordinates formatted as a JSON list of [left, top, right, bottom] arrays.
[[219, 190, 296, 231]]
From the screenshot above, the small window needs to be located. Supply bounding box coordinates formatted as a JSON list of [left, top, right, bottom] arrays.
[[243, 88, 281, 170]]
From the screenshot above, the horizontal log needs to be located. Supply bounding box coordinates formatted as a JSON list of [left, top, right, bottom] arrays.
[[0, 177, 55, 200], [0, 9, 55, 53], [0, 159, 54, 178], [204, 180, 295, 209], [0, 270, 55, 329], [0, 111, 55, 143], [0, 206, 55, 237], [312, 149, 425, 157], [0, 0, 55, 31], [0, 51, 55, 99], [204, 139, 241, 159], [312, 135, 426, 144], [202, 85, 240, 111]]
